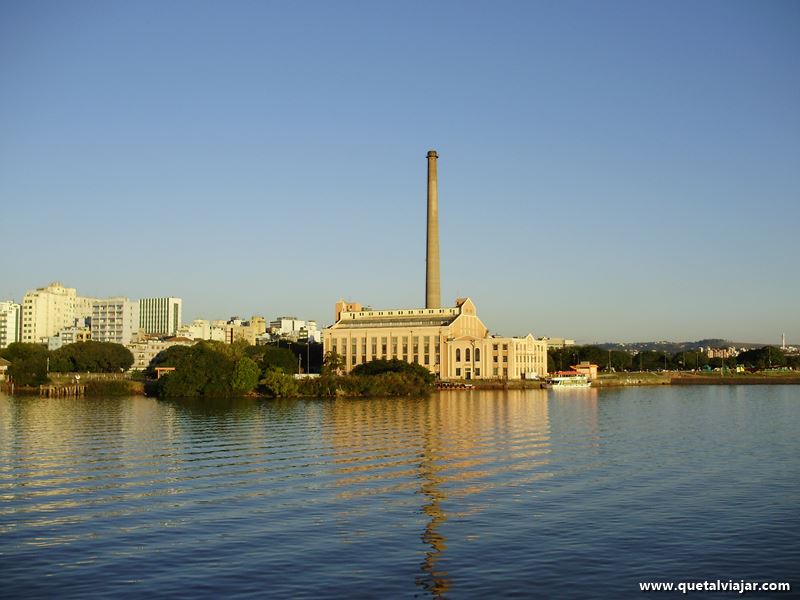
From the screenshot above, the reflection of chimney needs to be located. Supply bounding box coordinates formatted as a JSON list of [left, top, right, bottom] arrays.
[[426, 150, 440, 308]]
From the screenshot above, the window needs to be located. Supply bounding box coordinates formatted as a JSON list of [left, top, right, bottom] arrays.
[[493, 367, 498, 376], [381, 337, 387, 356], [503, 356, 508, 362], [465, 348, 471, 362], [475, 368, 480, 377], [456, 368, 461, 377], [475, 348, 481, 362], [456, 348, 461, 362], [493, 355, 498, 363]]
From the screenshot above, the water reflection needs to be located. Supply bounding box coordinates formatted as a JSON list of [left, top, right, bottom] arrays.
[[323, 390, 552, 597]]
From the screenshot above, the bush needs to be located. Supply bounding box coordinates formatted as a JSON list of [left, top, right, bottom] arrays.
[[259, 367, 299, 397]]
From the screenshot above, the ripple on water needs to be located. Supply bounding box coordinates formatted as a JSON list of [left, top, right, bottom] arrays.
[[1, 387, 798, 598]]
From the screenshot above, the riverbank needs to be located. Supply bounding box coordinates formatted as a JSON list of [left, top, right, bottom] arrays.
[[594, 371, 800, 387]]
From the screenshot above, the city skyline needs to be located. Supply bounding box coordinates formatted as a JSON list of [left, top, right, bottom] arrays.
[[2, 1, 798, 344]]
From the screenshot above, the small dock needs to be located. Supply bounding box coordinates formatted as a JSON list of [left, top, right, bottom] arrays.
[[436, 382, 475, 390], [39, 384, 87, 398]]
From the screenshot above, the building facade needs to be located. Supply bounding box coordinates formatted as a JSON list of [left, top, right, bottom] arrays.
[[91, 298, 140, 345], [127, 336, 195, 371], [48, 326, 92, 351], [139, 297, 182, 336], [21, 282, 93, 343], [323, 298, 547, 381], [0, 301, 21, 348]]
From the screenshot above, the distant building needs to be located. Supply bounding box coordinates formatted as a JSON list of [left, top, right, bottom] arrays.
[[706, 347, 739, 359], [0, 301, 21, 348], [323, 298, 547, 380], [127, 336, 195, 371], [269, 316, 321, 343], [572, 361, 599, 380], [48, 326, 92, 351], [0, 357, 9, 381], [91, 298, 140, 345], [541, 337, 576, 349], [139, 297, 182, 336], [224, 316, 267, 345], [21, 282, 96, 343]]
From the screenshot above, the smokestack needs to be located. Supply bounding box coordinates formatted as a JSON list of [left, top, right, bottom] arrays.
[[426, 150, 441, 308]]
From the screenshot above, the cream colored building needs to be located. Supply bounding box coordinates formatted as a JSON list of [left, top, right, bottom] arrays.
[[224, 316, 267, 345], [323, 298, 547, 381], [21, 282, 96, 343], [127, 336, 196, 371]]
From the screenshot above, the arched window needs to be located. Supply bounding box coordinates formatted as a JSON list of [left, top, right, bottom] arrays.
[[465, 348, 471, 362], [475, 348, 481, 362], [456, 349, 461, 362]]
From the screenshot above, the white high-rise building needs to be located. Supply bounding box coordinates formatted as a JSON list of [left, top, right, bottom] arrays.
[[92, 298, 140, 345], [0, 301, 22, 348], [139, 297, 182, 336]]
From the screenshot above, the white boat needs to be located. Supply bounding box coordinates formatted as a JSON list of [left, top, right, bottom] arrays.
[[543, 374, 591, 389]]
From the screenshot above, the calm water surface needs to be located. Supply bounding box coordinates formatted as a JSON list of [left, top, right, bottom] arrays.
[[1, 387, 798, 598]]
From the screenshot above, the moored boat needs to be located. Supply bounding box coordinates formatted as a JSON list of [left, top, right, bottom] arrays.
[[542, 373, 591, 389]]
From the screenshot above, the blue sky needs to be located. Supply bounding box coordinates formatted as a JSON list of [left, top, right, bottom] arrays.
[[1, 1, 798, 343]]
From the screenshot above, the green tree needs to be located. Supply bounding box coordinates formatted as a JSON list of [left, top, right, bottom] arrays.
[[737, 346, 786, 369], [351, 358, 435, 384], [259, 367, 299, 397], [245, 345, 298, 374], [2, 342, 49, 386], [146, 344, 193, 377], [322, 351, 344, 376], [50, 341, 134, 373], [158, 342, 235, 397], [232, 357, 260, 394]]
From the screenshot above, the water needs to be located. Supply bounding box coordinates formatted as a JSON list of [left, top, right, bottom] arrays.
[[1, 386, 798, 598]]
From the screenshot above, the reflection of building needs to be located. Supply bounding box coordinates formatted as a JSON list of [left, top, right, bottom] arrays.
[[0, 301, 21, 348], [323, 297, 547, 380], [324, 391, 552, 598], [139, 297, 182, 336]]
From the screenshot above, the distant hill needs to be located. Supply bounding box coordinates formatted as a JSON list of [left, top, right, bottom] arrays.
[[594, 339, 766, 353]]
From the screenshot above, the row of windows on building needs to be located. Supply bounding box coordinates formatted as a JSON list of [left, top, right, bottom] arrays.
[[332, 336, 442, 366]]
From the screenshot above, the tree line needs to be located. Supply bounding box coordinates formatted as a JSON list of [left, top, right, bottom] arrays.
[[1, 341, 135, 387], [548, 345, 800, 373]]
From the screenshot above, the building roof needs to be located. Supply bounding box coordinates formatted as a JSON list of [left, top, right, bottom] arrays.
[[334, 315, 458, 329], [0, 357, 10, 367]]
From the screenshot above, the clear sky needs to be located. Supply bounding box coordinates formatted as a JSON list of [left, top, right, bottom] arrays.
[[1, 1, 798, 344]]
